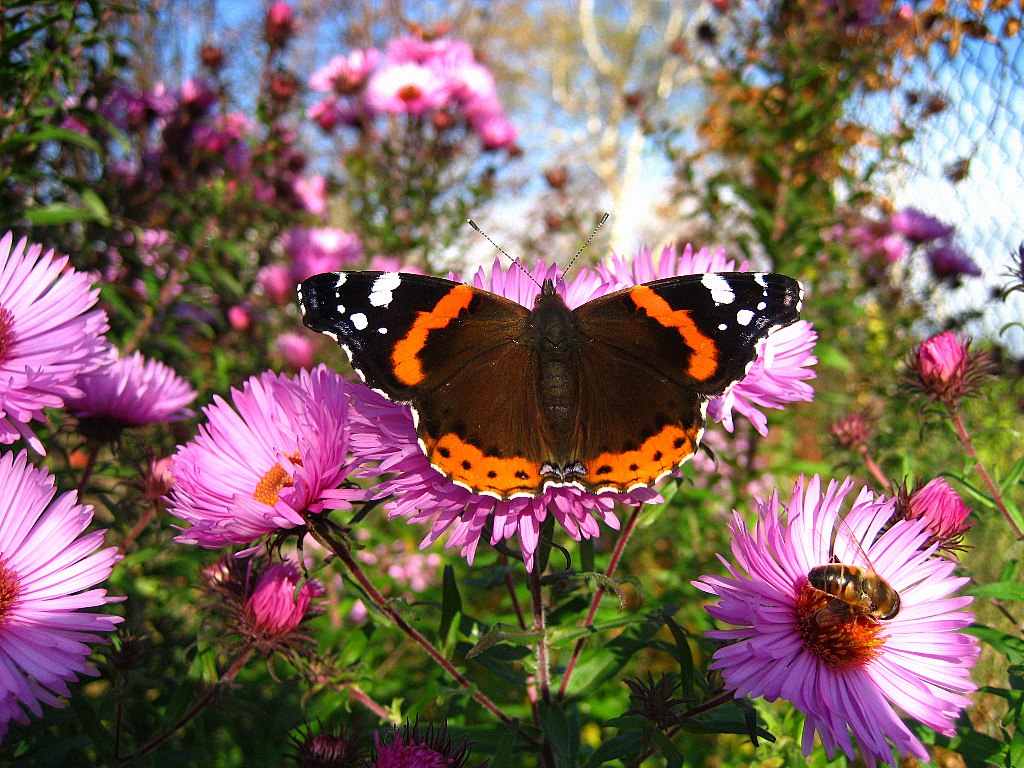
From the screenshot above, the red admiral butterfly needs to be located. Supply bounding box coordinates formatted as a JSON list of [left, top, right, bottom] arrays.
[[298, 269, 802, 500]]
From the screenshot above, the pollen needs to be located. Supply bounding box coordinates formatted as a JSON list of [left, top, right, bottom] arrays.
[[0, 558, 22, 624], [252, 453, 302, 506], [794, 581, 885, 672], [0, 307, 16, 365]]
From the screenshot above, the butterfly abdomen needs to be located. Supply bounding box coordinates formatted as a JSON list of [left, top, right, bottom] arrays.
[[527, 283, 584, 459]]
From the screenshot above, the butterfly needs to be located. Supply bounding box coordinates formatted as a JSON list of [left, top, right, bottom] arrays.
[[298, 268, 802, 500]]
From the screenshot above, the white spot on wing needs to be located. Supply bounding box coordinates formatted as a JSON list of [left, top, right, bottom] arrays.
[[377, 327, 388, 334], [753, 272, 768, 287], [736, 309, 754, 326], [701, 274, 735, 305], [335, 273, 347, 288], [351, 312, 368, 330], [369, 272, 401, 307]]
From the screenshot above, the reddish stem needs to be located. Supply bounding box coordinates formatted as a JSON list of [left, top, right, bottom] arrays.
[[951, 411, 1022, 538], [858, 445, 892, 493], [307, 521, 537, 743], [557, 506, 641, 700]]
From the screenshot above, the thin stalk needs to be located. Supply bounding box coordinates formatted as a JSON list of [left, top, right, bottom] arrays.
[[528, 566, 551, 706], [119, 650, 254, 764], [951, 411, 1022, 537], [558, 506, 641, 700], [857, 445, 892, 494], [306, 519, 536, 743]]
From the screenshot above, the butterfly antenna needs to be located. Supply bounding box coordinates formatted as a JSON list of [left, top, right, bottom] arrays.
[[467, 219, 541, 289], [562, 212, 610, 278]]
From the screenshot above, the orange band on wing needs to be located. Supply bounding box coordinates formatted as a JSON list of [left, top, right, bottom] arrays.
[[391, 285, 475, 386], [425, 432, 542, 498], [629, 285, 718, 381], [584, 422, 700, 490]]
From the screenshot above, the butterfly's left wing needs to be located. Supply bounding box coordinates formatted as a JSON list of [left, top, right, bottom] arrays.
[[569, 272, 802, 492]]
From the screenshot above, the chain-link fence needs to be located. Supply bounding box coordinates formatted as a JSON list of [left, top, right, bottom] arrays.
[[897, 23, 1024, 354]]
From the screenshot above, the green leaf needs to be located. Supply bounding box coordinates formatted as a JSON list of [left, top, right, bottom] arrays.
[[24, 202, 94, 225], [79, 188, 111, 225], [1003, 455, 1024, 491], [438, 564, 462, 642], [965, 582, 1024, 602], [538, 699, 579, 767], [968, 625, 1024, 665], [664, 617, 696, 698], [488, 720, 522, 768]]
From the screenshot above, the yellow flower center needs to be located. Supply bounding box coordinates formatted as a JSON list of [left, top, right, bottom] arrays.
[[0, 558, 22, 623], [794, 581, 886, 671], [252, 453, 301, 506]]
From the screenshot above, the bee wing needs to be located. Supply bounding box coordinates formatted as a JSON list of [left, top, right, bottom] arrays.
[[831, 512, 878, 572]]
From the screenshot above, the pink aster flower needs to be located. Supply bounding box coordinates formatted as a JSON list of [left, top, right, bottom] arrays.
[[64, 351, 196, 441], [601, 244, 817, 435], [0, 451, 123, 738], [168, 366, 365, 548], [471, 110, 518, 150], [365, 62, 449, 115], [275, 331, 316, 370], [309, 49, 381, 94], [694, 475, 978, 768], [0, 232, 111, 454], [283, 227, 363, 282]]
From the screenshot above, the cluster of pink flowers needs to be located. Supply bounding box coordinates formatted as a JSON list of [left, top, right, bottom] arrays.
[[0, 231, 204, 738], [308, 35, 518, 151], [100, 77, 324, 217], [834, 207, 980, 284]]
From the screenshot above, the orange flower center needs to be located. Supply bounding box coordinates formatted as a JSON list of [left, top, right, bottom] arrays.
[[252, 453, 301, 506], [0, 307, 15, 365], [0, 558, 22, 624], [794, 581, 885, 672], [397, 84, 423, 102]]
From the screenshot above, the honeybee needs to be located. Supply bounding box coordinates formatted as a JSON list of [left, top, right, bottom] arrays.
[[806, 563, 901, 624], [805, 516, 901, 625]]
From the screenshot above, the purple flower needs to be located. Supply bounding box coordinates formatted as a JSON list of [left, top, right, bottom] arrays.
[[0, 451, 123, 738], [601, 244, 817, 435], [370, 721, 471, 768], [283, 227, 363, 282], [0, 233, 111, 454], [889, 208, 955, 244], [365, 63, 449, 115], [64, 351, 196, 439], [169, 366, 365, 549], [291, 174, 327, 215], [694, 475, 978, 768], [925, 241, 981, 282]]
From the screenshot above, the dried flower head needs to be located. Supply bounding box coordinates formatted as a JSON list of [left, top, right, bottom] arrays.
[[290, 721, 364, 767], [624, 673, 687, 730], [829, 413, 873, 451]]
